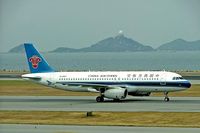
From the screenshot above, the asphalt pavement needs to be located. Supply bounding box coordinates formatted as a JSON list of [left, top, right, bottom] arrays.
[[1, 96, 200, 112]]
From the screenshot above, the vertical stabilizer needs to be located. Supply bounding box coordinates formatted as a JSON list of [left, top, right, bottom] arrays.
[[24, 43, 54, 73]]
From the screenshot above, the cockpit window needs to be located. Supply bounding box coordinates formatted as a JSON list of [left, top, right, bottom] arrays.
[[179, 77, 183, 79], [172, 77, 184, 80]]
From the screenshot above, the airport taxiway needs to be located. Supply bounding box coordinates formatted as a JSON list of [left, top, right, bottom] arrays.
[[1, 124, 200, 133], [0, 96, 200, 112]]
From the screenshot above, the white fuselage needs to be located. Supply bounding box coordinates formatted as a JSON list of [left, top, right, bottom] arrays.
[[22, 71, 191, 93]]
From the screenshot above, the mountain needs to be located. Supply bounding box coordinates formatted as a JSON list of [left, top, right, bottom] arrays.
[[51, 47, 79, 53], [8, 44, 25, 53], [9, 37, 200, 53], [80, 34, 153, 52], [51, 34, 154, 53], [157, 39, 200, 51]]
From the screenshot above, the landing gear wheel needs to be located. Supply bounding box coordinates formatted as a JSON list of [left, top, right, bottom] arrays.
[[164, 92, 169, 102], [96, 96, 104, 102], [164, 97, 169, 102]]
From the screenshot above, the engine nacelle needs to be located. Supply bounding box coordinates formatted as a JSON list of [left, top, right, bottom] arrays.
[[104, 88, 128, 99], [128, 92, 151, 96]]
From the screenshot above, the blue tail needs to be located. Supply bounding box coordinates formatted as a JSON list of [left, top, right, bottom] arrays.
[[24, 43, 54, 73]]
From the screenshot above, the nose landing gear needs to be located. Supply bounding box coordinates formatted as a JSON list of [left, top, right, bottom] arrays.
[[164, 92, 169, 102]]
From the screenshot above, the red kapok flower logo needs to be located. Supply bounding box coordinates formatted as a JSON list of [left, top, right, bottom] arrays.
[[29, 55, 41, 69]]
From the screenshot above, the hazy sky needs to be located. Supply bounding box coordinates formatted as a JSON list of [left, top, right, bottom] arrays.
[[0, 0, 200, 52]]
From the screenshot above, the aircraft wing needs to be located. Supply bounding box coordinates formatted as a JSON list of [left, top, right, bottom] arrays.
[[56, 82, 125, 91]]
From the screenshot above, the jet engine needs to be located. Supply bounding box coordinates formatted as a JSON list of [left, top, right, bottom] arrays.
[[104, 87, 128, 99]]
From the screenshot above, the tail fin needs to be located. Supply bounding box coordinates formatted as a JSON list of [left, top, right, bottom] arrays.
[[24, 43, 54, 73]]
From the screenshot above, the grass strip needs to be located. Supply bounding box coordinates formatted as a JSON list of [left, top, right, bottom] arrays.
[[0, 80, 96, 96], [0, 111, 200, 128], [0, 80, 200, 96]]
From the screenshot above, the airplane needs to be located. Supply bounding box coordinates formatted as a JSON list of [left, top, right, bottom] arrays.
[[22, 43, 191, 102]]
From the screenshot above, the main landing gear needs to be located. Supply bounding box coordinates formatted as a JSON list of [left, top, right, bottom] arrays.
[[164, 92, 169, 102], [96, 88, 105, 102], [96, 96, 104, 102]]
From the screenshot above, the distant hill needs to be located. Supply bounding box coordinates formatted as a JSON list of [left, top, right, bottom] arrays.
[[8, 44, 24, 53], [157, 39, 200, 51], [8, 37, 200, 53], [51, 47, 79, 53], [51, 34, 154, 53]]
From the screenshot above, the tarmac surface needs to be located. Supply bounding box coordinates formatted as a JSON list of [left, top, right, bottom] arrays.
[[1, 124, 200, 133], [1, 96, 200, 112]]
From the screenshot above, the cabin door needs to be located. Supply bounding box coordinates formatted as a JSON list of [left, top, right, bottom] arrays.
[[160, 73, 166, 86]]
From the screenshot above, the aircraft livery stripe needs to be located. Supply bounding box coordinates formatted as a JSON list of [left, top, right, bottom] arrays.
[[55, 81, 191, 88]]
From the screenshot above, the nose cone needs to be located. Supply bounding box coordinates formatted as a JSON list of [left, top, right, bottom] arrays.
[[185, 80, 191, 88]]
